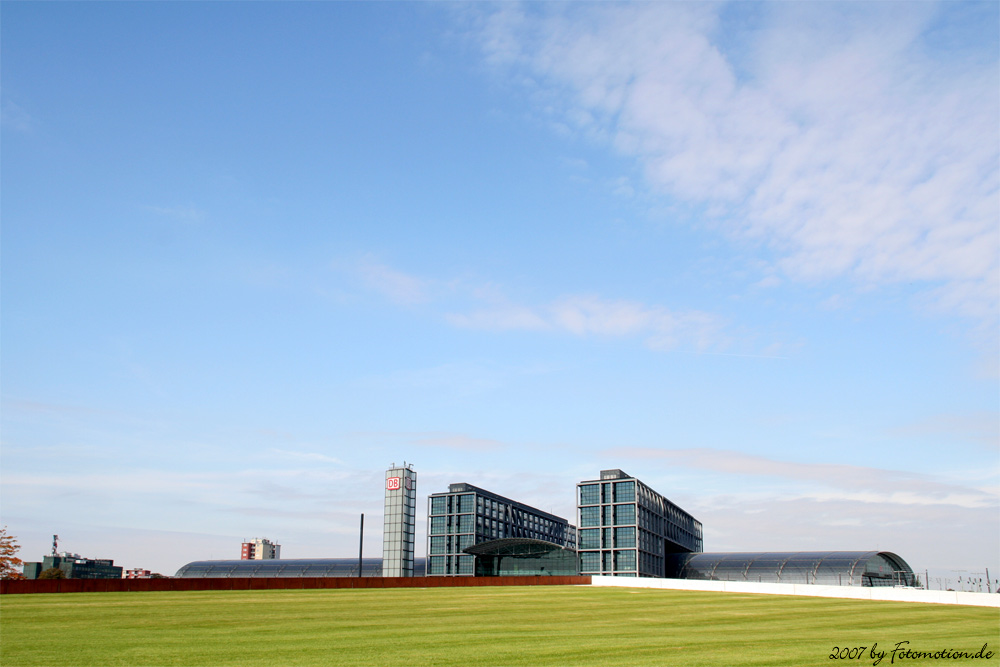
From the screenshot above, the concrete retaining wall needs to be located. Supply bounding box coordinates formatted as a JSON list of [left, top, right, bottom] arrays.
[[590, 575, 1000, 607]]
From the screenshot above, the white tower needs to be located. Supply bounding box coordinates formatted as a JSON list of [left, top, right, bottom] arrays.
[[382, 463, 417, 577]]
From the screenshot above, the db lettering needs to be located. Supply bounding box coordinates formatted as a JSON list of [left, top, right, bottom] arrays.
[[386, 477, 401, 491]]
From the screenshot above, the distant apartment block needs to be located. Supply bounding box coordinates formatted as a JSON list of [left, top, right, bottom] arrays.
[[241, 537, 281, 560], [123, 568, 153, 579]]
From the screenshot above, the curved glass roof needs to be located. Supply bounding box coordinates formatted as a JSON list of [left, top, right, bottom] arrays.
[[666, 551, 915, 587], [175, 558, 427, 578]]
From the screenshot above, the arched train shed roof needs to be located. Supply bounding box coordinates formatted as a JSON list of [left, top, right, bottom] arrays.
[[666, 551, 915, 587], [175, 558, 427, 578]]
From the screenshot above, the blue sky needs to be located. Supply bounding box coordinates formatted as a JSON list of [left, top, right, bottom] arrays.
[[2, 2, 997, 583]]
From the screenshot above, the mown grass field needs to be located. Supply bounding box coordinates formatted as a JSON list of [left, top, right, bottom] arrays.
[[1, 586, 997, 667]]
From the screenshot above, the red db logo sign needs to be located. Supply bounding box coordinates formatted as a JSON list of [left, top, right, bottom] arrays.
[[386, 477, 401, 491]]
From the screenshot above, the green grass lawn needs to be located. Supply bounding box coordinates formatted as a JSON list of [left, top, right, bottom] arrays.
[[2, 586, 997, 667]]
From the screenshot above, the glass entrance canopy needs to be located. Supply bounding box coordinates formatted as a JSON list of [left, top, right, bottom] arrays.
[[464, 538, 578, 576]]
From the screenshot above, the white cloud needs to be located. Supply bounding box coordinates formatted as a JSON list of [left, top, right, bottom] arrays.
[[605, 446, 998, 509], [470, 3, 999, 332], [449, 293, 729, 351], [352, 256, 429, 305], [269, 449, 345, 465], [413, 434, 505, 452]]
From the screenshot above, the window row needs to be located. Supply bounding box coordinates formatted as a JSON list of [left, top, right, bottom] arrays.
[[428, 534, 476, 555], [578, 526, 636, 550], [430, 494, 476, 516], [429, 514, 475, 535], [427, 554, 474, 575], [579, 549, 637, 573], [579, 503, 637, 527], [579, 481, 636, 506]]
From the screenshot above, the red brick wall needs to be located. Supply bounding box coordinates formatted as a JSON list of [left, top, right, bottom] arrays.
[[0, 575, 591, 595]]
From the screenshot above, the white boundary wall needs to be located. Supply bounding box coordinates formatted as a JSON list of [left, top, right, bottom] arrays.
[[590, 575, 1000, 607]]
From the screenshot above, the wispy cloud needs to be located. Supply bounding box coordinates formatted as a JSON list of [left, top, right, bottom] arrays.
[[351, 256, 430, 305], [889, 412, 1000, 449], [449, 293, 729, 352], [269, 449, 344, 465], [413, 434, 506, 452], [605, 446, 997, 509], [469, 3, 999, 332]]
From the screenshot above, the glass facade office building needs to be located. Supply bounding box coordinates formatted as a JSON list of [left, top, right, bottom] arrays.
[[577, 469, 703, 577], [427, 483, 576, 576], [382, 463, 417, 577]]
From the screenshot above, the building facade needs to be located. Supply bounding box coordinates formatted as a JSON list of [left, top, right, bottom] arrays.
[[577, 469, 703, 577], [427, 482, 576, 576], [382, 463, 417, 577], [123, 568, 152, 579], [22, 554, 123, 579], [241, 537, 281, 560]]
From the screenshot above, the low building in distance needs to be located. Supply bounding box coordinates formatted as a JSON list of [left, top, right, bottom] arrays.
[[22, 553, 123, 580], [123, 568, 153, 579], [241, 537, 280, 560]]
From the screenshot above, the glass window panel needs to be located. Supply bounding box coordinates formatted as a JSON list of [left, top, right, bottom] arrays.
[[457, 494, 475, 513], [430, 497, 447, 515], [458, 514, 474, 533], [579, 485, 600, 505], [614, 481, 635, 503], [614, 504, 636, 525], [603, 527, 613, 548], [580, 506, 600, 527], [603, 505, 613, 526], [615, 550, 636, 571], [430, 516, 447, 535], [580, 552, 600, 573], [615, 526, 636, 547], [579, 529, 600, 550]]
